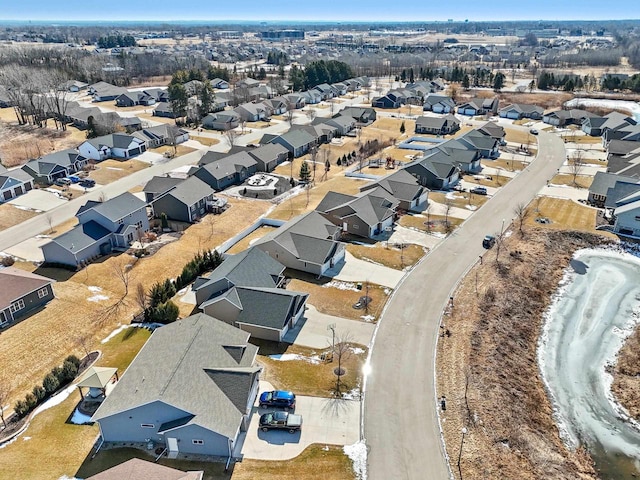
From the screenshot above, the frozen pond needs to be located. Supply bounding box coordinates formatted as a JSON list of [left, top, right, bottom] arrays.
[[565, 98, 640, 123], [539, 250, 640, 478]]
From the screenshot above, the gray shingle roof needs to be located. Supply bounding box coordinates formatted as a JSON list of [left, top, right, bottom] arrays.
[[589, 171, 640, 196], [363, 169, 426, 203], [48, 220, 112, 252], [143, 176, 183, 196], [234, 287, 308, 330], [0, 267, 53, 311], [246, 143, 289, 163], [92, 313, 260, 440], [161, 176, 214, 207], [77, 192, 147, 222]]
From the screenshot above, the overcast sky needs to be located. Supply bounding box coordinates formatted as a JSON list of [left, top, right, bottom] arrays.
[[2, 0, 639, 22]]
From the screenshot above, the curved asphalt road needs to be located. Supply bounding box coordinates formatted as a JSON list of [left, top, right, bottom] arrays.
[[364, 131, 567, 480]]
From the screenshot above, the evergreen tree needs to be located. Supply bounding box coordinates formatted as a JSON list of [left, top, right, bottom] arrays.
[[493, 72, 506, 92], [462, 74, 470, 90], [86, 116, 98, 139], [400, 121, 406, 134], [198, 80, 215, 119], [168, 83, 188, 120], [299, 161, 311, 183]]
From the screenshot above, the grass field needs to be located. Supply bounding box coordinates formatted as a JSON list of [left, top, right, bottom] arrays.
[[153, 144, 197, 157], [399, 213, 464, 235], [226, 226, 277, 254], [525, 196, 597, 231], [190, 135, 222, 147], [0, 203, 40, 230], [429, 191, 489, 210], [346, 242, 425, 270], [550, 173, 593, 189], [88, 159, 150, 184]]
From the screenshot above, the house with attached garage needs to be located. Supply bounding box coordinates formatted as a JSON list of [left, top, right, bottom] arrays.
[[143, 176, 183, 203], [415, 115, 460, 136], [41, 192, 149, 268], [301, 90, 322, 105], [193, 247, 308, 341], [268, 129, 317, 158], [457, 96, 499, 116], [372, 92, 404, 109], [78, 134, 147, 161], [337, 107, 377, 125], [91, 313, 261, 460], [246, 143, 289, 172], [498, 103, 544, 120], [455, 129, 500, 159], [150, 176, 215, 223], [62, 80, 88, 92], [318, 115, 356, 136], [403, 156, 460, 190], [132, 125, 189, 148], [209, 77, 230, 90], [194, 151, 258, 191], [85, 458, 203, 480], [0, 267, 55, 328], [153, 102, 176, 118], [588, 171, 640, 207], [89, 81, 127, 102], [542, 109, 597, 127], [201, 111, 240, 131], [283, 93, 306, 110], [21, 149, 88, 184], [234, 103, 269, 122], [315, 189, 399, 238], [612, 193, 640, 237], [581, 111, 636, 137], [0, 165, 34, 201], [359, 168, 429, 212], [422, 94, 456, 114], [254, 211, 346, 276], [477, 121, 506, 143]]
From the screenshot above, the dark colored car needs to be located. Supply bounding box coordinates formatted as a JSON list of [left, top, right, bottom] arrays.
[[259, 390, 296, 410], [482, 235, 496, 249], [259, 411, 302, 433], [470, 186, 488, 195], [529, 128, 539, 135], [80, 179, 96, 188]]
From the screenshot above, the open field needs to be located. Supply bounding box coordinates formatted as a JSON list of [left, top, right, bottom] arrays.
[[437, 229, 605, 479], [226, 225, 277, 254], [1, 198, 271, 406], [550, 173, 593, 189], [346, 242, 425, 270], [504, 127, 537, 145], [254, 339, 367, 398], [153, 144, 197, 157], [429, 191, 489, 210], [190, 135, 222, 147], [497, 92, 573, 110], [464, 170, 516, 188], [398, 213, 463, 235], [526, 196, 598, 232], [88, 159, 150, 184], [287, 272, 390, 322], [0, 203, 40, 230], [0, 328, 151, 480]]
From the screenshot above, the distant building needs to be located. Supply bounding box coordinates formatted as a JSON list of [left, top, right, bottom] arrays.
[[261, 30, 305, 40]]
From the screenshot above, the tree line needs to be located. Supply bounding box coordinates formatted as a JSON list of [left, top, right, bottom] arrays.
[[97, 35, 136, 49]]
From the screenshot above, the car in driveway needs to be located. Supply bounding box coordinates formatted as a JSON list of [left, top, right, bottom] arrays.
[[470, 186, 488, 195], [482, 235, 496, 249], [79, 179, 96, 188], [259, 411, 302, 433], [67, 175, 81, 183], [54, 178, 71, 186], [259, 390, 296, 410], [529, 128, 539, 135]]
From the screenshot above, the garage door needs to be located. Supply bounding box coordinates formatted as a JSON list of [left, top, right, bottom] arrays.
[[14, 186, 23, 196], [3, 191, 12, 200], [129, 147, 140, 156]]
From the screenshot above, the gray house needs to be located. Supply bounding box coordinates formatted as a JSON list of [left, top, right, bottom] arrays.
[[193, 248, 308, 341], [269, 129, 317, 158], [21, 149, 88, 184], [202, 112, 240, 131], [0, 165, 34, 202], [247, 143, 289, 172], [92, 314, 261, 459], [0, 267, 55, 328], [254, 211, 346, 275], [42, 192, 149, 268], [360, 168, 429, 212], [78, 134, 147, 161], [415, 115, 460, 135], [423, 94, 456, 114], [194, 152, 258, 191], [143, 176, 183, 203], [151, 176, 215, 223], [457, 97, 499, 116], [498, 103, 544, 120], [588, 171, 640, 207], [404, 157, 460, 190]]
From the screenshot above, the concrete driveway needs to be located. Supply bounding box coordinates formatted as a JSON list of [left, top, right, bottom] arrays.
[[283, 304, 375, 348], [239, 381, 360, 460], [326, 252, 405, 289], [7, 189, 68, 212]]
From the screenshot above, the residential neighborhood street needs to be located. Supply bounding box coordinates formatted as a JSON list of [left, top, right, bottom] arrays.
[[364, 130, 568, 480]]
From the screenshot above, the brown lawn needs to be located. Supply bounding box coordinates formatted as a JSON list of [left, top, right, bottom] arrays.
[[153, 144, 197, 157], [346, 242, 425, 270], [550, 173, 593, 189], [429, 191, 489, 210], [525, 196, 598, 232], [0, 203, 40, 230], [482, 158, 528, 173], [190, 135, 222, 147], [88, 159, 150, 184], [399, 213, 463, 235], [504, 127, 537, 146], [226, 225, 277, 254]]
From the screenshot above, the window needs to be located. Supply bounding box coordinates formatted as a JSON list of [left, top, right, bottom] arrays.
[[136, 221, 143, 229], [9, 299, 25, 313], [140, 424, 155, 428], [118, 219, 124, 225], [192, 439, 204, 445], [37, 287, 48, 299]]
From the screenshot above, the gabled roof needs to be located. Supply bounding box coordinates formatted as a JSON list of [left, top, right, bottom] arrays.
[[197, 152, 257, 180], [76, 192, 147, 223], [92, 313, 260, 440], [477, 121, 505, 140], [0, 165, 33, 186], [604, 182, 640, 208], [272, 129, 317, 149], [83, 134, 144, 150], [589, 171, 640, 196], [614, 197, 640, 215], [0, 267, 54, 311], [234, 287, 308, 330], [77, 366, 117, 389], [143, 176, 183, 196], [499, 103, 544, 115], [46, 220, 112, 253], [247, 143, 289, 164], [158, 176, 214, 207], [362, 168, 427, 203], [85, 458, 202, 480], [423, 94, 455, 108], [317, 189, 398, 228]]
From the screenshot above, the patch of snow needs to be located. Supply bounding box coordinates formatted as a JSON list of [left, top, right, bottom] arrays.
[[0, 436, 18, 449], [70, 409, 93, 425], [106, 167, 123, 171], [13, 205, 41, 212], [268, 353, 321, 364], [465, 205, 478, 211], [344, 440, 367, 480], [322, 445, 330, 451], [413, 214, 425, 218], [177, 287, 188, 295], [32, 385, 75, 417], [87, 285, 108, 301], [351, 241, 375, 247], [342, 388, 361, 400], [360, 315, 375, 322], [35, 234, 51, 239], [87, 286, 102, 292], [23, 436, 31, 441], [323, 280, 360, 292], [58, 476, 82, 480], [101, 324, 131, 344], [350, 347, 365, 355], [383, 288, 391, 295]]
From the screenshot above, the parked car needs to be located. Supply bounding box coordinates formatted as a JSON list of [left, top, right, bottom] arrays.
[[482, 235, 496, 249], [259, 411, 302, 433], [529, 128, 539, 135], [67, 175, 81, 183], [470, 186, 488, 195], [259, 390, 296, 410], [79, 179, 96, 188], [54, 178, 71, 186]]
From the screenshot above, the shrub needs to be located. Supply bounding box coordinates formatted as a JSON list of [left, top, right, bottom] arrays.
[[65, 355, 81, 369], [51, 366, 64, 383], [61, 360, 79, 383], [32, 385, 46, 402], [14, 400, 29, 418], [0, 255, 15, 267], [24, 393, 38, 411], [42, 373, 60, 394]]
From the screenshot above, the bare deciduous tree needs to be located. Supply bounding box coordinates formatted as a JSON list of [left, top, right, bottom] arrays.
[[568, 149, 585, 186], [330, 331, 353, 396], [134, 283, 147, 313], [74, 332, 93, 359], [0, 384, 9, 428], [223, 129, 239, 149], [444, 198, 454, 234], [513, 202, 531, 235]]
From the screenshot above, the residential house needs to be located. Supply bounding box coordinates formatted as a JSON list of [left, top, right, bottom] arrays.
[[151, 176, 215, 223], [269, 129, 317, 158], [153, 102, 176, 118], [0, 267, 55, 328], [332, 82, 348, 95], [477, 121, 506, 143], [316, 190, 399, 238], [193, 248, 308, 341], [210, 78, 230, 90], [201, 111, 240, 131], [247, 143, 289, 172], [263, 97, 289, 116], [142, 176, 183, 203], [613, 197, 640, 237], [85, 458, 203, 480], [91, 314, 261, 459], [183, 80, 204, 96], [62, 80, 88, 92], [360, 168, 429, 211], [0, 165, 34, 201], [194, 151, 258, 190], [498, 103, 544, 120], [404, 156, 460, 190], [41, 192, 149, 268], [313, 83, 337, 100], [234, 103, 269, 122], [456, 129, 500, 159], [457, 97, 499, 116], [21, 149, 88, 184], [415, 115, 460, 135], [253, 211, 346, 275], [581, 111, 637, 137], [542, 109, 597, 127], [337, 107, 377, 125], [78, 134, 147, 161], [422, 94, 456, 114], [283, 93, 306, 109], [372, 92, 403, 109], [320, 115, 356, 136], [301, 90, 322, 105], [604, 123, 640, 145], [89, 82, 127, 102], [588, 171, 640, 207], [132, 125, 189, 148]]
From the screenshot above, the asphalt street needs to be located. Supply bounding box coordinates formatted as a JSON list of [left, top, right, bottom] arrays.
[[363, 130, 568, 480]]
